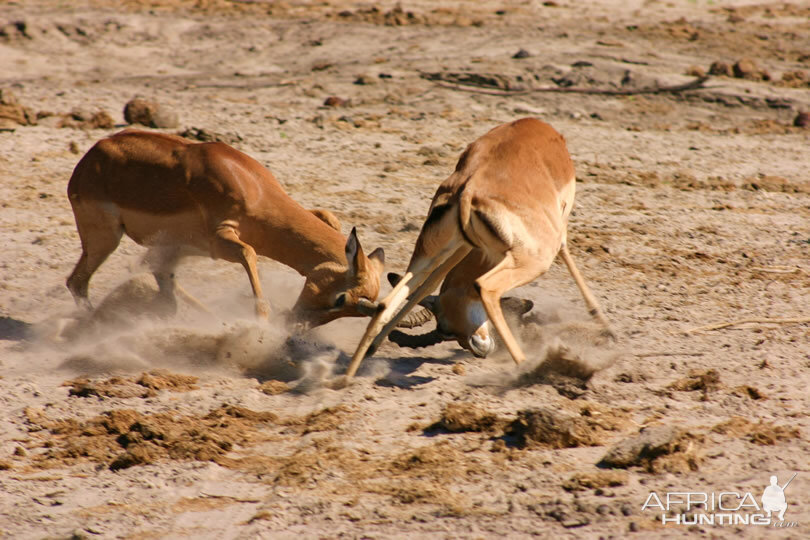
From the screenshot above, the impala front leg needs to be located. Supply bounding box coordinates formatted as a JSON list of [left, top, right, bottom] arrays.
[[214, 224, 270, 319]]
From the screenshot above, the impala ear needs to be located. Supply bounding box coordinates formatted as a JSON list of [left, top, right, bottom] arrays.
[[368, 247, 385, 273], [345, 227, 362, 276], [387, 272, 402, 287]]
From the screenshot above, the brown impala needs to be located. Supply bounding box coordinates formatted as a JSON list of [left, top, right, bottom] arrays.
[[347, 118, 613, 377], [66, 130, 384, 327]]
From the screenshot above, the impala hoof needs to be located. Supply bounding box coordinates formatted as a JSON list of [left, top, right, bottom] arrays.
[[255, 300, 271, 320]]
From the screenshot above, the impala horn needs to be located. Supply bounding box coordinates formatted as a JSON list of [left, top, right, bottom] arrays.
[[395, 306, 435, 329], [388, 328, 447, 349], [388, 272, 438, 329]]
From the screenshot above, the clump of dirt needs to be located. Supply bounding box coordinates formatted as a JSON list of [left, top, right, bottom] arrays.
[[390, 441, 473, 486], [427, 402, 503, 433], [742, 175, 810, 194], [711, 417, 800, 445], [598, 425, 703, 474], [65, 369, 199, 399], [0, 88, 36, 127], [258, 380, 290, 395], [51, 109, 115, 129], [297, 405, 353, 435], [179, 126, 243, 144], [332, 5, 485, 28], [562, 470, 629, 492], [731, 385, 767, 400], [667, 368, 721, 395], [504, 402, 631, 449], [25, 404, 278, 471], [136, 369, 198, 391]]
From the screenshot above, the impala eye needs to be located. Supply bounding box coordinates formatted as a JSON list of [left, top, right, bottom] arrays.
[[334, 293, 347, 308]]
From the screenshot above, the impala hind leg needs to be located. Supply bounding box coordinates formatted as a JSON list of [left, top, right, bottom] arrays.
[[66, 203, 124, 310], [143, 246, 183, 317], [212, 225, 268, 319], [475, 253, 549, 366], [558, 244, 614, 339]]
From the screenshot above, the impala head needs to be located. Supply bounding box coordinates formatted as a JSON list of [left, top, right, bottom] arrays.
[[291, 228, 384, 327], [387, 272, 533, 357]]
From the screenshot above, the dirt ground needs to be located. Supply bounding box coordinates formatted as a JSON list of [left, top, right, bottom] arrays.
[[1, 0, 809, 538]]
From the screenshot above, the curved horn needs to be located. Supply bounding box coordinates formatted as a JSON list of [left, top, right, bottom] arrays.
[[395, 306, 435, 329], [388, 329, 446, 349]]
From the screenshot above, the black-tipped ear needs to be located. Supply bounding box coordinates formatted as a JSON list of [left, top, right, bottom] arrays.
[[387, 272, 402, 287], [345, 227, 360, 275], [369, 247, 385, 265]]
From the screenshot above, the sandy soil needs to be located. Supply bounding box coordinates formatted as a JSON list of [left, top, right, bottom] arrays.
[[1, 0, 809, 538]]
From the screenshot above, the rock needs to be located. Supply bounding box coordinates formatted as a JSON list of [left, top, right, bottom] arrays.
[[733, 58, 770, 81], [353, 75, 376, 85], [512, 48, 531, 59], [793, 111, 810, 128], [124, 97, 178, 128], [708, 61, 733, 77], [323, 96, 348, 107], [685, 65, 705, 77]]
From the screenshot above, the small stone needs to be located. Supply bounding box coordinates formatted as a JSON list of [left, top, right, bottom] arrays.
[[512, 48, 531, 59], [685, 65, 705, 77], [323, 96, 348, 107], [353, 75, 376, 85], [708, 61, 733, 77], [793, 112, 810, 128], [124, 97, 178, 128]]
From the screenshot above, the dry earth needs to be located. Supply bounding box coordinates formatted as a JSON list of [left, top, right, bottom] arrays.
[[1, 0, 809, 538]]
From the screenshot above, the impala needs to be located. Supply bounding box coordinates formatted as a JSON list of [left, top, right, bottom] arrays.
[[346, 118, 612, 377], [66, 129, 384, 327]]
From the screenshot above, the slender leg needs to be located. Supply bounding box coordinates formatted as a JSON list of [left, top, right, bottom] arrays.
[[475, 252, 548, 366], [213, 224, 269, 319], [66, 202, 124, 310], [144, 246, 182, 316], [143, 246, 212, 315], [346, 239, 469, 378], [558, 243, 614, 339]]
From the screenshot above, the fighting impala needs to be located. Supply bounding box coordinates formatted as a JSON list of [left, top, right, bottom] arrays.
[[346, 118, 612, 377], [66, 130, 384, 327]]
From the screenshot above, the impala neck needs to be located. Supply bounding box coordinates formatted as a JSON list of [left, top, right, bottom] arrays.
[[242, 203, 348, 277]]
